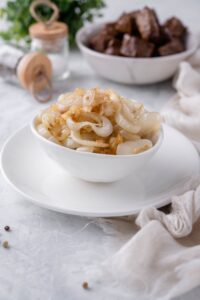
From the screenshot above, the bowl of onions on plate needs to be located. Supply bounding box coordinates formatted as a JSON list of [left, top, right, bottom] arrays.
[[31, 87, 163, 182]]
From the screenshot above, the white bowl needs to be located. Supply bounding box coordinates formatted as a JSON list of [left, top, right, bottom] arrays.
[[30, 117, 163, 183], [76, 24, 197, 85]]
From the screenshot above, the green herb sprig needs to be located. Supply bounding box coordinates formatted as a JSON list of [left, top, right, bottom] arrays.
[[0, 0, 105, 46]]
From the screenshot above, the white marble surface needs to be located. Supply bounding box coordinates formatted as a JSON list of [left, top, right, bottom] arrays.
[[0, 0, 200, 299]]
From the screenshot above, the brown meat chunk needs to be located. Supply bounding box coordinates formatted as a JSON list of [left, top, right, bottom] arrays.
[[105, 39, 122, 56], [102, 22, 118, 37], [135, 7, 160, 43], [89, 23, 118, 52], [159, 25, 171, 45], [163, 17, 186, 39], [158, 39, 185, 56], [89, 33, 110, 52], [89, 8, 187, 58], [120, 34, 155, 57], [115, 13, 133, 34]]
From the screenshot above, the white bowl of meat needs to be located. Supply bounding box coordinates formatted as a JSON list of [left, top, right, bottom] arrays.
[[76, 7, 197, 84], [30, 87, 163, 182]]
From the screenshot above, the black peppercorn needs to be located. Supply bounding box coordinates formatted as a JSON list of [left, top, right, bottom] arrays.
[[4, 226, 10, 232]]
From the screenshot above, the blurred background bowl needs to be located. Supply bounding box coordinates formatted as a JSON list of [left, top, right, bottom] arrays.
[[76, 23, 197, 85]]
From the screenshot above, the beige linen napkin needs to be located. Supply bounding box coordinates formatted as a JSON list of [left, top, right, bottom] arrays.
[[87, 52, 200, 299]]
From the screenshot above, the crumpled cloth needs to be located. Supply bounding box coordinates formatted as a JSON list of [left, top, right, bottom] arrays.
[[89, 48, 200, 299], [88, 220, 200, 300], [162, 62, 200, 152], [136, 182, 200, 238]]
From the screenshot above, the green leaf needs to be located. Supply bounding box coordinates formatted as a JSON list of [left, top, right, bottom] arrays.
[[0, 0, 105, 46]]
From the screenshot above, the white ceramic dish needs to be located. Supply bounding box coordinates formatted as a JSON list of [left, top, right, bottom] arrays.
[[76, 24, 197, 84], [30, 117, 163, 183], [1, 125, 199, 217]]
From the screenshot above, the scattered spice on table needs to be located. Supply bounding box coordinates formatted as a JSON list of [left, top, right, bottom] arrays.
[[4, 225, 10, 232], [2, 241, 9, 249], [82, 281, 89, 290]]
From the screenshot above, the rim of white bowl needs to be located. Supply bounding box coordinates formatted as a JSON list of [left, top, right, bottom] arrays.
[[76, 23, 198, 61], [30, 116, 164, 159]]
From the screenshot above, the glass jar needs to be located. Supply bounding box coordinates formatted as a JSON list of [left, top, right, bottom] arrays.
[[29, 1, 70, 81], [0, 43, 52, 102]]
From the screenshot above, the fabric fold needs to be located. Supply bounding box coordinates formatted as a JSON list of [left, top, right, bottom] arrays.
[[89, 221, 200, 300], [136, 184, 200, 238], [162, 61, 200, 151]]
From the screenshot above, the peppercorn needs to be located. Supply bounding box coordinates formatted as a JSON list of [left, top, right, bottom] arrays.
[[82, 281, 89, 290], [2, 241, 9, 249], [4, 226, 10, 232]]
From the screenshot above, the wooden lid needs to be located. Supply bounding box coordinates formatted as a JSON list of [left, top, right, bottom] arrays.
[[17, 52, 52, 102], [29, 21, 68, 40]]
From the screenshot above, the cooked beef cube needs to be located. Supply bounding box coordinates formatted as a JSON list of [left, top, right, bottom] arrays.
[[158, 39, 185, 56], [130, 11, 141, 36], [120, 34, 155, 57], [108, 39, 122, 48], [89, 7, 187, 58], [89, 23, 119, 53], [102, 22, 118, 37], [135, 7, 160, 43], [159, 25, 171, 45], [163, 17, 186, 39], [89, 33, 110, 52], [105, 39, 122, 56], [115, 13, 133, 34]]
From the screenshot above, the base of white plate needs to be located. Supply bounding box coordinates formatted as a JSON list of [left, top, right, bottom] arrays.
[[1, 125, 199, 217]]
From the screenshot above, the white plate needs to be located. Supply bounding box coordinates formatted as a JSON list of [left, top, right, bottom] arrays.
[[1, 125, 199, 217]]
